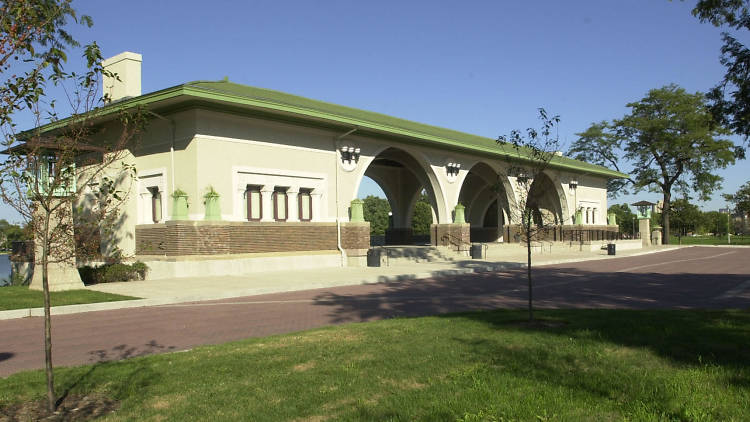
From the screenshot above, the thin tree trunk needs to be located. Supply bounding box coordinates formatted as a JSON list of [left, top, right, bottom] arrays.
[[42, 216, 55, 412], [526, 221, 533, 322], [662, 193, 671, 245]]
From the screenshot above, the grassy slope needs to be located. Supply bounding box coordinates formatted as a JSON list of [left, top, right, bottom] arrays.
[[1, 309, 748, 421], [0, 286, 138, 311]]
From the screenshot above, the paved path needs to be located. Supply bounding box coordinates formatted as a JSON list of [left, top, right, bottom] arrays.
[[1, 246, 748, 377]]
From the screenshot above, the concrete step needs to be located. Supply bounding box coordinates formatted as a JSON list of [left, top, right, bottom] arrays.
[[376, 246, 469, 265]]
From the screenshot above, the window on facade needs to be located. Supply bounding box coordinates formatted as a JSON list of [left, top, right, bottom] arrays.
[[298, 189, 312, 221], [273, 187, 288, 221], [592, 208, 597, 225], [148, 187, 162, 223], [586, 208, 591, 224], [245, 185, 262, 221]]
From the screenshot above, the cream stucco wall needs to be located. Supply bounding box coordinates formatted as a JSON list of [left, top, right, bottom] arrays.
[[93, 105, 614, 257]]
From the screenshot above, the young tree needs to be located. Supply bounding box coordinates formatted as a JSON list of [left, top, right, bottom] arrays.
[[0, 3, 145, 412], [497, 108, 561, 322], [569, 85, 737, 244]]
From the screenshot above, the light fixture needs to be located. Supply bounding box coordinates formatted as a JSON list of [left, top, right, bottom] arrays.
[[340, 146, 360, 164], [446, 162, 461, 177], [569, 179, 578, 189]]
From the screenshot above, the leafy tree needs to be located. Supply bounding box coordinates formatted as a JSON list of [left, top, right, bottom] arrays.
[[362, 195, 390, 236], [411, 192, 432, 236], [497, 108, 561, 322], [669, 198, 704, 236], [703, 210, 730, 235], [723, 180, 750, 215], [569, 85, 737, 244], [691, 0, 750, 148], [0, 219, 28, 249], [607, 203, 637, 237]]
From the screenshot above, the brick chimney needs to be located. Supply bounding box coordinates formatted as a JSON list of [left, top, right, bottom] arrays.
[[102, 51, 142, 102]]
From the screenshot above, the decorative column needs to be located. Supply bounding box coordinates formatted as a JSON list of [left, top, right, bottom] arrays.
[[29, 199, 84, 291], [311, 191, 322, 222], [286, 187, 299, 222], [260, 185, 274, 222]]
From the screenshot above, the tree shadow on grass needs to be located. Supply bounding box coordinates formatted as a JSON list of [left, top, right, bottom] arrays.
[[311, 266, 750, 370]]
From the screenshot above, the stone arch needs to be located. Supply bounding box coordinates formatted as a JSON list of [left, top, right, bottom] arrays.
[[526, 171, 566, 225], [354, 146, 447, 244], [457, 161, 513, 242]]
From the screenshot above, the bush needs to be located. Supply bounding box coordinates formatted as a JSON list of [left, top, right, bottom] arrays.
[[79, 261, 149, 285]]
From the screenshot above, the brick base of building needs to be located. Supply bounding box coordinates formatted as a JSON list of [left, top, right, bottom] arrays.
[[136, 221, 370, 257], [430, 223, 470, 250], [502, 224, 620, 243]]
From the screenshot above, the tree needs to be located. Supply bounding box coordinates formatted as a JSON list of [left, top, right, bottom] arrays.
[[497, 108, 561, 322], [669, 198, 704, 236], [362, 195, 390, 236], [723, 180, 750, 215], [607, 203, 637, 237], [569, 84, 737, 244], [704, 210, 730, 235], [411, 192, 432, 236], [691, 0, 750, 148], [0, 219, 28, 250], [0, 2, 144, 413]]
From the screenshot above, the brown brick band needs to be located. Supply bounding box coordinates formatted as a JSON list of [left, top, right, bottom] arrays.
[[136, 221, 370, 256]]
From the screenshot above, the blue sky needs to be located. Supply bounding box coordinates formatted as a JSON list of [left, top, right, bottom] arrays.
[[1, 0, 747, 222]]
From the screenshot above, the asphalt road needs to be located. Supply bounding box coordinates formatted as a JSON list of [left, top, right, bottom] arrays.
[[1, 246, 748, 377]]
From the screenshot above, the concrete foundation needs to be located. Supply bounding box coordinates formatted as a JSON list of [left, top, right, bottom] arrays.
[[139, 251, 344, 280], [29, 262, 84, 291], [639, 218, 651, 247]]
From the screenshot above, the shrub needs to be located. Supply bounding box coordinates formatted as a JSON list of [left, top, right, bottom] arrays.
[[79, 261, 149, 285]]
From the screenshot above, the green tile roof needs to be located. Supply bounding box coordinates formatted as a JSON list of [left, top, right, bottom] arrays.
[[18, 79, 626, 178], [183, 80, 625, 178]]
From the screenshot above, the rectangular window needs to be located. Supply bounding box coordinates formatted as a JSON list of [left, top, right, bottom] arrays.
[[148, 187, 162, 223], [273, 188, 288, 221], [246, 185, 262, 221], [298, 189, 312, 221]]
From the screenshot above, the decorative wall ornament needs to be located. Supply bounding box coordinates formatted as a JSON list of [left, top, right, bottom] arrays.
[[445, 161, 461, 183], [339, 145, 360, 172]]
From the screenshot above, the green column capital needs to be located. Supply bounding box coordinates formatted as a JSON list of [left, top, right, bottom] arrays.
[[453, 204, 466, 224], [350, 199, 365, 222]]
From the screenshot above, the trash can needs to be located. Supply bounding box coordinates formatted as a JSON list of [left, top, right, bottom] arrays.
[[607, 243, 616, 256], [367, 248, 382, 267], [471, 243, 484, 259]]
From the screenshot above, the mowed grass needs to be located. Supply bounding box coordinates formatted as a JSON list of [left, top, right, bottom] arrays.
[[0, 286, 138, 311], [670, 235, 750, 245], [1, 309, 749, 421]]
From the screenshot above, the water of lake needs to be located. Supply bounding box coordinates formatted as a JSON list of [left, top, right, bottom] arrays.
[[0, 254, 10, 286]]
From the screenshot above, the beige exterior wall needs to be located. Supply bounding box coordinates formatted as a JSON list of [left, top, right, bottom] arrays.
[[91, 106, 613, 257]]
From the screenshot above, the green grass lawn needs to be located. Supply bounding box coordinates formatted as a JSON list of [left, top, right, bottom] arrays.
[[670, 235, 750, 245], [0, 286, 138, 311], [1, 309, 748, 421]]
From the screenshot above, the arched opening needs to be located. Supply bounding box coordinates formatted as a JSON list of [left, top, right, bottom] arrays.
[[526, 172, 563, 226], [457, 162, 511, 242], [356, 148, 440, 245]]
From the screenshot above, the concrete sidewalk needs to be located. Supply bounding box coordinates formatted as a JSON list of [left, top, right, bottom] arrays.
[[0, 244, 680, 320]]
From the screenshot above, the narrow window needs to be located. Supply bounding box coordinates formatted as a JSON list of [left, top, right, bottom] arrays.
[[592, 208, 597, 225], [246, 185, 262, 221], [273, 187, 288, 221], [298, 189, 312, 221], [148, 187, 162, 223], [586, 207, 591, 224]]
